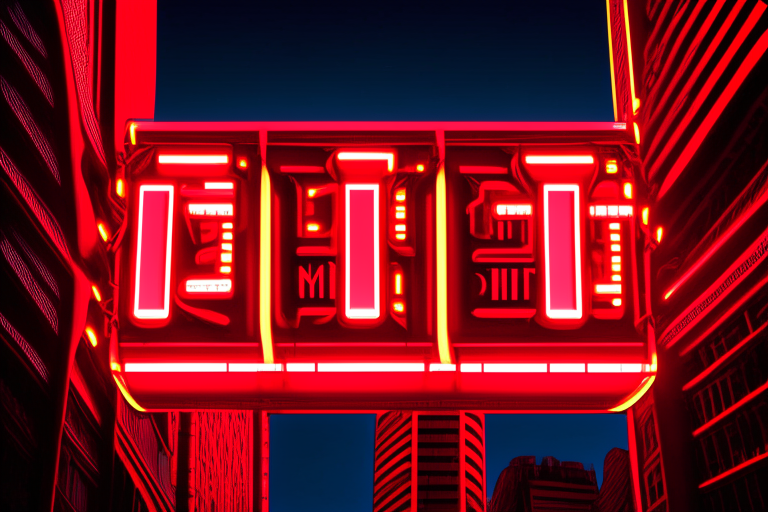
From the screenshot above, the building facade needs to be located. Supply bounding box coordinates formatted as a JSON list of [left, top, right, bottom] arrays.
[[373, 411, 486, 512], [627, 0, 768, 510]]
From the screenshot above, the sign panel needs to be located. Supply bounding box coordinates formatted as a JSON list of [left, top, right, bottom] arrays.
[[113, 122, 654, 411]]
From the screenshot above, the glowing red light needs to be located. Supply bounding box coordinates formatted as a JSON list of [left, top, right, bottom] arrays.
[[158, 154, 228, 164], [345, 184, 380, 320], [286, 363, 315, 372], [338, 152, 394, 171], [228, 363, 282, 372], [185, 279, 232, 293], [133, 185, 174, 320], [204, 181, 234, 190], [525, 155, 594, 164], [187, 203, 233, 217]]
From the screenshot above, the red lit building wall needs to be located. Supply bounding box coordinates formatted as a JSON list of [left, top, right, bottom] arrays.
[[373, 411, 486, 512], [5, 0, 768, 509], [631, 0, 768, 510], [0, 0, 187, 510]]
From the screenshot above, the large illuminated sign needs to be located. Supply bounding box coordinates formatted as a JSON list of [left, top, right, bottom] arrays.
[[112, 122, 655, 411]]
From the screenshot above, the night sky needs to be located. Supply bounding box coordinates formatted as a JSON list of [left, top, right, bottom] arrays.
[[155, 1, 623, 510]]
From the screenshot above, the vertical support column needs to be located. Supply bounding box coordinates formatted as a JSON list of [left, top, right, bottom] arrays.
[[173, 412, 196, 512], [334, 151, 390, 326], [254, 411, 269, 512], [626, 408, 644, 512], [461, 412, 487, 512]]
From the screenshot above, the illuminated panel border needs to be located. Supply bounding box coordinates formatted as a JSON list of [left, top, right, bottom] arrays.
[[125, 363, 226, 372], [260, 163, 274, 363], [436, 162, 453, 363], [337, 152, 394, 171], [133, 185, 174, 320], [344, 184, 380, 320], [543, 184, 582, 319]]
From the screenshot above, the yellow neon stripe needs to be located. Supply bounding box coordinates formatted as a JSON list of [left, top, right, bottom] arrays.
[[606, 0, 618, 122], [113, 375, 147, 412], [623, 0, 637, 110], [609, 375, 656, 412], [436, 163, 453, 364], [260, 165, 274, 364]]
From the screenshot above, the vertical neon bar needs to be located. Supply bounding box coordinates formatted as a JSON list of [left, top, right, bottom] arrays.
[[605, 0, 618, 121], [345, 184, 380, 319], [133, 185, 174, 319], [543, 184, 582, 319], [260, 163, 274, 364], [435, 160, 453, 364]]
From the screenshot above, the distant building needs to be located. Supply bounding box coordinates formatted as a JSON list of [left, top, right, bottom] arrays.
[[373, 412, 487, 512], [489, 455, 599, 512], [489, 449, 632, 512]]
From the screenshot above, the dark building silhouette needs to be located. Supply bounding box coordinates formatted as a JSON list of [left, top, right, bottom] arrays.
[[592, 448, 633, 512], [489, 455, 599, 512], [489, 449, 633, 512]]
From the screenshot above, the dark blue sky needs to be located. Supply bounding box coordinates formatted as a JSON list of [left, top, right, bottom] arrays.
[[155, 1, 623, 510], [155, 0, 614, 121]]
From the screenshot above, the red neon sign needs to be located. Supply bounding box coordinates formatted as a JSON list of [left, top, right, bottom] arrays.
[[543, 184, 582, 320], [114, 122, 653, 412]]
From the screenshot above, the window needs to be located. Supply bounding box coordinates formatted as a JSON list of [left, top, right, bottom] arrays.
[[642, 412, 658, 458], [645, 461, 665, 508], [700, 435, 720, 479]]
